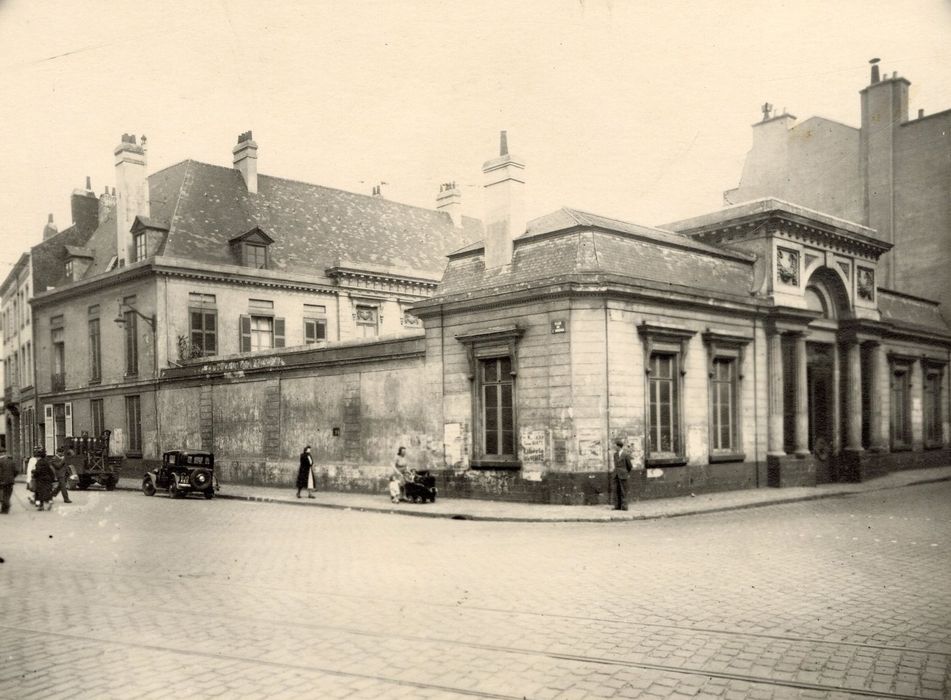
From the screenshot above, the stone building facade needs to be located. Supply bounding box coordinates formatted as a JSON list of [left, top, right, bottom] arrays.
[[150, 136, 949, 504], [18, 129, 951, 504], [725, 59, 951, 317], [29, 132, 479, 458]]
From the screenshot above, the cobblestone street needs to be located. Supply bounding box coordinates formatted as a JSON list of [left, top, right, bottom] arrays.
[[1, 479, 950, 699]]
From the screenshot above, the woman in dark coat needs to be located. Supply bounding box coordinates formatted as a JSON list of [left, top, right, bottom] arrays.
[[33, 451, 56, 511], [296, 445, 315, 499]]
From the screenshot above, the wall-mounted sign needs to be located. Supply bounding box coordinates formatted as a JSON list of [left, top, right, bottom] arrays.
[[551, 319, 566, 334]]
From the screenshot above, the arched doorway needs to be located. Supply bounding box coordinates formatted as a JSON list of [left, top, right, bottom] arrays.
[[805, 268, 851, 480]]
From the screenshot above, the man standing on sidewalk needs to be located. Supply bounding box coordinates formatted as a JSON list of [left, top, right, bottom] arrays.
[[0, 449, 17, 514], [50, 447, 73, 504], [612, 439, 633, 511]]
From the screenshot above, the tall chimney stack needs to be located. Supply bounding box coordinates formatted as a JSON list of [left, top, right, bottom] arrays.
[[71, 176, 98, 232], [233, 130, 258, 194], [869, 57, 881, 84], [481, 131, 525, 269], [436, 181, 463, 228], [114, 133, 150, 265], [43, 213, 58, 240]]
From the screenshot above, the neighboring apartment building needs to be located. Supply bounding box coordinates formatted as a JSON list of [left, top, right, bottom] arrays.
[[30, 132, 480, 459], [2, 182, 102, 460], [1, 253, 33, 460], [724, 59, 951, 317]]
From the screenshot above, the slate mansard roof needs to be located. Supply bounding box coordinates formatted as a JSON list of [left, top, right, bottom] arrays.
[[431, 207, 757, 304], [35, 159, 483, 293]]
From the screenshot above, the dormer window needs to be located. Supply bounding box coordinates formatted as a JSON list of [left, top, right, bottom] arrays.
[[128, 216, 168, 265], [229, 226, 274, 270], [133, 232, 147, 262], [63, 245, 94, 282], [244, 243, 267, 269]]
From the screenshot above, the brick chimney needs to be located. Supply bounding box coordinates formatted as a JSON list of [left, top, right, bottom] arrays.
[[114, 134, 150, 265], [436, 181, 462, 228], [482, 131, 525, 268], [99, 186, 116, 225], [43, 213, 58, 240], [860, 58, 910, 288], [71, 176, 98, 232], [233, 130, 258, 193]]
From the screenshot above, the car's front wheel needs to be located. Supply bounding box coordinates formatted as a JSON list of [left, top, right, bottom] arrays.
[[169, 482, 186, 499], [142, 477, 156, 497]]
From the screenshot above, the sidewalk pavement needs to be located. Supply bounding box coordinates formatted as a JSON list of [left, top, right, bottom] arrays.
[[109, 465, 951, 522]]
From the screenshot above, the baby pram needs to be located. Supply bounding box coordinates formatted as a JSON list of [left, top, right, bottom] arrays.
[[403, 470, 437, 503]]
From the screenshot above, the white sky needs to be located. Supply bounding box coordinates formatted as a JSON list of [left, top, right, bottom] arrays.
[[0, 0, 949, 276]]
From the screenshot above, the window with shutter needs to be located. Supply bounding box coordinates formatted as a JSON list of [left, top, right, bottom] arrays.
[[239, 315, 252, 353], [124, 310, 138, 376], [274, 318, 285, 348], [44, 404, 55, 454]]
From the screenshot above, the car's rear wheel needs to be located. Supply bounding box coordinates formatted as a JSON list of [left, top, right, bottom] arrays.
[[105, 476, 117, 491], [142, 477, 156, 497], [190, 468, 212, 490], [169, 482, 185, 499], [203, 488, 214, 500]]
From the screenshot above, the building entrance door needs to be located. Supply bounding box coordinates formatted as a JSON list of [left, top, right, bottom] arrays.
[[807, 343, 834, 482]]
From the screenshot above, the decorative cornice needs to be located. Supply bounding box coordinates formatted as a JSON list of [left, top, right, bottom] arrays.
[[412, 273, 766, 320]]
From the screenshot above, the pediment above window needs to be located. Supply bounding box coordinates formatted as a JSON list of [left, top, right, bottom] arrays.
[[229, 227, 273, 269], [228, 226, 274, 246]]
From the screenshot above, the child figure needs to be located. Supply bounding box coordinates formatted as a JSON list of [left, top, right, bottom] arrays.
[[388, 475, 401, 504]]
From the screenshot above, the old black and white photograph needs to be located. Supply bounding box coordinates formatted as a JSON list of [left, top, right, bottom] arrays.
[[1, 1, 950, 698]]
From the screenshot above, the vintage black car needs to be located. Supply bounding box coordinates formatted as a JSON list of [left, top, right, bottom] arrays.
[[142, 450, 219, 499]]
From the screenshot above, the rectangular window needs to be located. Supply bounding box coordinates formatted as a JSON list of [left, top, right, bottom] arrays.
[[890, 363, 911, 449], [480, 357, 515, 457], [51, 327, 65, 391], [244, 243, 267, 269], [304, 304, 327, 344], [53, 403, 67, 449], [923, 366, 944, 447], [88, 318, 101, 383], [355, 305, 379, 338], [648, 353, 680, 457], [711, 358, 737, 452], [190, 309, 217, 357], [251, 316, 273, 351], [125, 395, 142, 454], [124, 309, 138, 376], [65, 259, 74, 279], [134, 232, 147, 262], [90, 399, 104, 438], [304, 318, 327, 344]]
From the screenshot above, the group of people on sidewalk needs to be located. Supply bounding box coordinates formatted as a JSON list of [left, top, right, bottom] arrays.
[[294, 444, 419, 504], [293, 441, 635, 509], [0, 445, 74, 514]]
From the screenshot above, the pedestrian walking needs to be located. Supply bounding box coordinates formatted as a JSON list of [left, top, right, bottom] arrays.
[[32, 449, 56, 511], [50, 447, 73, 503], [24, 446, 40, 507], [296, 445, 316, 498], [0, 449, 17, 514], [612, 439, 633, 511]]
